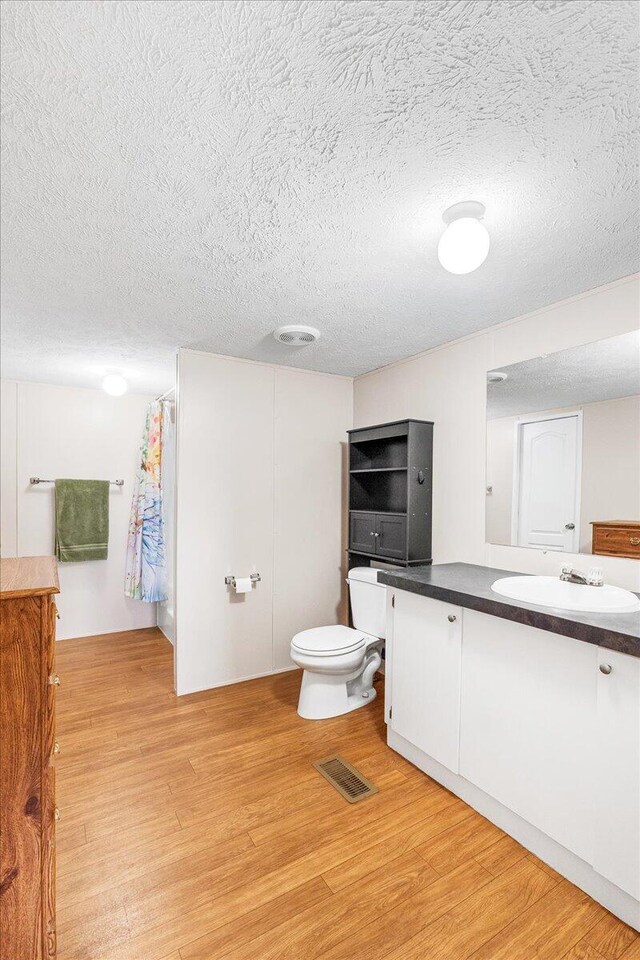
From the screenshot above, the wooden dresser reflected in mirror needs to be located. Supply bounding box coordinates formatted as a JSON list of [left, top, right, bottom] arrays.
[[591, 521, 640, 559]]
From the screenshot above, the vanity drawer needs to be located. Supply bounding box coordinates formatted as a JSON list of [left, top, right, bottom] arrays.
[[592, 523, 640, 559]]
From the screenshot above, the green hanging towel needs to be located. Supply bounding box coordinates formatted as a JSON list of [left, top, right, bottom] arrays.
[[54, 479, 109, 562]]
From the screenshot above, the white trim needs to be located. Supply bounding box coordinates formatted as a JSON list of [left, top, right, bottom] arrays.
[[178, 347, 353, 381], [0, 375, 163, 400], [510, 419, 520, 548], [56, 625, 161, 642], [388, 728, 640, 931], [176, 664, 299, 698], [572, 413, 583, 553], [511, 411, 583, 552], [173, 352, 181, 693], [271, 369, 277, 671]]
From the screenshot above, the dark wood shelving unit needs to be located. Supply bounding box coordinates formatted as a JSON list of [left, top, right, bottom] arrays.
[[347, 418, 433, 569]]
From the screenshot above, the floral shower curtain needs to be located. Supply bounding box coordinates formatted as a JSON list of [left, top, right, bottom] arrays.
[[125, 400, 167, 602]]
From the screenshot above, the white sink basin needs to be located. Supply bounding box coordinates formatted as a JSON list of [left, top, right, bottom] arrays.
[[491, 576, 640, 614]]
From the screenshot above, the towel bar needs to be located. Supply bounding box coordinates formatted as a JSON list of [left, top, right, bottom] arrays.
[[29, 477, 124, 486]]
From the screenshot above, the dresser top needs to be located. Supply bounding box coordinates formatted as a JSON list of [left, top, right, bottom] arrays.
[[0, 556, 60, 599], [591, 521, 640, 527]]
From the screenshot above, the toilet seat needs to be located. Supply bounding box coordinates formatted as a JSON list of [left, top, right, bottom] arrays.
[[291, 625, 369, 657]]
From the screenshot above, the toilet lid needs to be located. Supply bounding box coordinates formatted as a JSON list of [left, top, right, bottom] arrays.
[[291, 625, 367, 655]]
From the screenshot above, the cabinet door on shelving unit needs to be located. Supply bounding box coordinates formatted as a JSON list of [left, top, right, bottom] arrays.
[[593, 648, 640, 900], [349, 513, 376, 554], [375, 514, 407, 559], [390, 590, 462, 772]]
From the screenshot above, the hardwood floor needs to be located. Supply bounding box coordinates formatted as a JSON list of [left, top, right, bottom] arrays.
[[55, 627, 638, 960]]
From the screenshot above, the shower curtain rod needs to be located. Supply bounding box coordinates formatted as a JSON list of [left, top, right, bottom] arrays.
[[155, 386, 176, 402]]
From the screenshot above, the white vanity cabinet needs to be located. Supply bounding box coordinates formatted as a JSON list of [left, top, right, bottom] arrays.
[[459, 609, 595, 863], [593, 648, 640, 901], [385, 586, 640, 930], [388, 590, 462, 773]]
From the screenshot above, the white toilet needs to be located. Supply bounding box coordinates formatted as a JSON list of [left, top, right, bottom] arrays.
[[290, 567, 385, 720]]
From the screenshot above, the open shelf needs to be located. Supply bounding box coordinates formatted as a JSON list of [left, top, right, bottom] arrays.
[[350, 436, 408, 471], [347, 549, 399, 563], [350, 509, 407, 517], [350, 467, 408, 474], [346, 548, 432, 566], [350, 471, 408, 513]]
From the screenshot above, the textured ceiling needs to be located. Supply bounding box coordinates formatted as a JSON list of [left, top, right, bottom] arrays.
[[1, 0, 639, 393], [487, 331, 640, 419]]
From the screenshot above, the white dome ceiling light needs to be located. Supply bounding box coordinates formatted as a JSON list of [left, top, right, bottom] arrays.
[[273, 325, 321, 346], [487, 371, 508, 384], [102, 373, 128, 396], [438, 201, 490, 275]]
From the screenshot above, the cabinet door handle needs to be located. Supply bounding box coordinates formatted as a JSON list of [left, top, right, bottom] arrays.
[[54, 808, 61, 821], [630, 537, 640, 545], [374, 532, 380, 538], [448, 614, 457, 623], [53, 741, 60, 755], [49, 674, 61, 686], [599, 663, 612, 675]]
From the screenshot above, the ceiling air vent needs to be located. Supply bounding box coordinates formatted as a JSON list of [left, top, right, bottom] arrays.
[[273, 325, 321, 346]]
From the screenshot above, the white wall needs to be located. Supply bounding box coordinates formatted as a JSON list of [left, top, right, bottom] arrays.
[[354, 276, 640, 591], [273, 367, 352, 670], [0, 380, 158, 639], [581, 395, 640, 552], [486, 415, 515, 546], [487, 395, 640, 552], [176, 350, 352, 696]]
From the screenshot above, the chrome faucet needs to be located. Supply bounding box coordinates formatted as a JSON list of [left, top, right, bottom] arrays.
[[560, 566, 604, 587]]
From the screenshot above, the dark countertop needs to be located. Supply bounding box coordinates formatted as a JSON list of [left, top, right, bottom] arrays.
[[377, 562, 640, 658]]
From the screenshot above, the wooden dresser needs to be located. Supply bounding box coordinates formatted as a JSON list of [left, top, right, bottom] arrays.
[[591, 521, 640, 560], [1, 557, 59, 960]]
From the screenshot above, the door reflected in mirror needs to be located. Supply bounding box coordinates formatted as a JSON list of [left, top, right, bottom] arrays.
[[486, 331, 640, 558]]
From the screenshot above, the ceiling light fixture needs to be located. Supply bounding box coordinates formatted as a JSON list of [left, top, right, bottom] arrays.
[[487, 371, 508, 384], [102, 374, 128, 396], [438, 201, 490, 275]]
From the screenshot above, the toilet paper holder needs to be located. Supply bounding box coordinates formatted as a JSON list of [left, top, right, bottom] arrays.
[[224, 573, 261, 587]]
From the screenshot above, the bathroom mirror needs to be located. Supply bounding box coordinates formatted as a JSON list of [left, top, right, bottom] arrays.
[[485, 331, 640, 557]]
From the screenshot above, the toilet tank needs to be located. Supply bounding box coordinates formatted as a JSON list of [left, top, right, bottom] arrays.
[[347, 567, 387, 639]]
